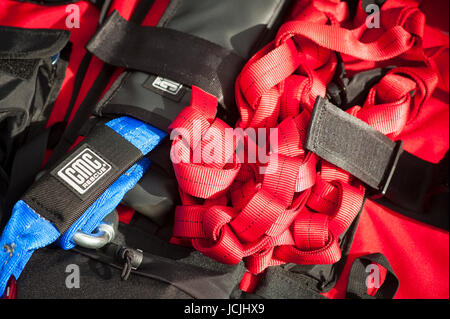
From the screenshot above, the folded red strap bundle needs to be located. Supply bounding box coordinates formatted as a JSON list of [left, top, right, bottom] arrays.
[[168, 0, 448, 291]]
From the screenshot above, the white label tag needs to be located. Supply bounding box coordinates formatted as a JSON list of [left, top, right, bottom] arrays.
[[57, 148, 111, 195], [152, 76, 183, 95]]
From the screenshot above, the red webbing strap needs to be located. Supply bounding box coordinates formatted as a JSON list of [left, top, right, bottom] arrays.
[[168, 0, 447, 293]]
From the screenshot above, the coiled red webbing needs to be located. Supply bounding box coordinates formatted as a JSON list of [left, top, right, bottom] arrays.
[[168, 0, 448, 292]]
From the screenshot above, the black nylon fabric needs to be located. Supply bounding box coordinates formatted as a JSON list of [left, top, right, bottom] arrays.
[[0, 26, 69, 59], [17, 246, 193, 299], [0, 25, 70, 226], [87, 0, 291, 128], [3, 129, 49, 210], [376, 151, 449, 230], [94, 71, 193, 133], [0, 26, 70, 158], [346, 253, 399, 299], [12, 0, 106, 8], [18, 190, 364, 300], [158, 0, 292, 61], [240, 267, 327, 299], [17, 213, 245, 299], [121, 160, 180, 226]]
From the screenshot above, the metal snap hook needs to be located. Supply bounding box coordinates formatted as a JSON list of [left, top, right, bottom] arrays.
[[72, 210, 119, 249]]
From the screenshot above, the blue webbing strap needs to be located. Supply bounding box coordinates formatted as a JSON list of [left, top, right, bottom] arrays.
[[0, 201, 59, 295], [58, 158, 150, 250], [0, 116, 166, 295]]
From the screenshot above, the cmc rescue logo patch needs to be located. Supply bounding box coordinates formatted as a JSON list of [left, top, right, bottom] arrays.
[[55, 147, 111, 195]]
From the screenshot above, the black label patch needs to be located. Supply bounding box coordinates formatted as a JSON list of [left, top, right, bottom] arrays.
[[53, 146, 112, 196], [142, 75, 186, 102]]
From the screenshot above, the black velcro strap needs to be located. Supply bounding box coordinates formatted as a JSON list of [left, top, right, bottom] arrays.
[[0, 25, 69, 80], [22, 124, 142, 233], [86, 10, 245, 112], [0, 25, 69, 60], [306, 97, 449, 230], [306, 97, 402, 193]]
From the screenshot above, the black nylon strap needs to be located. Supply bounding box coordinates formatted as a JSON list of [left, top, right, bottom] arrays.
[[22, 124, 142, 233], [306, 97, 402, 192], [376, 151, 449, 230], [386, 151, 440, 210], [62, 53, 93, 125], [45, 1, 154, 168], [60, 0, 143, 125], [4, 130, 49, 210], [306, 97, 449, 230], [346, 253, 399, 299], [86, 10, 245, 113], [45, 63, 116, 168]]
